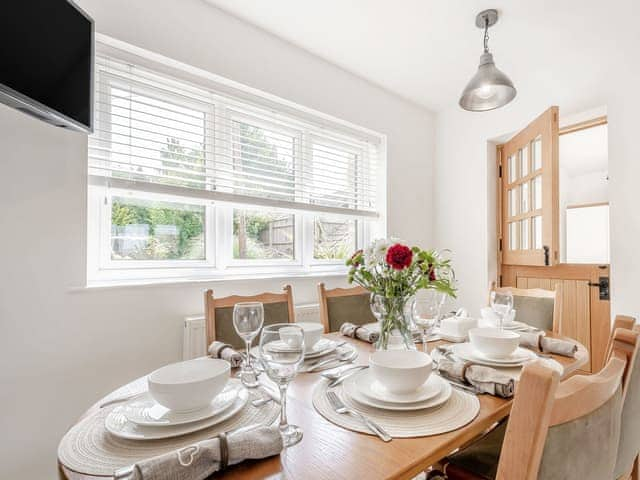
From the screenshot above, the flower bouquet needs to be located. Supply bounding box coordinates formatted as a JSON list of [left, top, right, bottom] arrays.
[[346, 239, 456, 350]]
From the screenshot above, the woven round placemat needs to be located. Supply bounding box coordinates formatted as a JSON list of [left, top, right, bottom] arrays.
[[58, 382, 279, 476], [312, 379, 480, 438]]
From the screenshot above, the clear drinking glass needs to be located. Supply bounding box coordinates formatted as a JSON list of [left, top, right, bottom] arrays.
[[258, 323, 305, 447], [490, 290, 514, 330], [412, 292, 443, 352], [233, 302, 264, 388]]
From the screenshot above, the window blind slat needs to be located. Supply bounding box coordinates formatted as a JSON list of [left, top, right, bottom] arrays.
[[89, 54, 381, 216]]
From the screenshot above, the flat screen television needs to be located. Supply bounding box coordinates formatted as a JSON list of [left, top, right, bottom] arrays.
[[0, 0, 94, 132]]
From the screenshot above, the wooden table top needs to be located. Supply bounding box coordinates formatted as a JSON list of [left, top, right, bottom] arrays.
[[60, 332, 588, 480]]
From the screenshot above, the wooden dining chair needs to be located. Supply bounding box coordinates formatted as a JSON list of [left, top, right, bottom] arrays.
[[489, 281, 562, 333], [433, 328, 637, 480], [204, 285, 295, 349], [317, 282, 376, 333], [612, 323, 640, 480]]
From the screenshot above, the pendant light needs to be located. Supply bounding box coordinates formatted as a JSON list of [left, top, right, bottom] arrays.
[[459, 9, 516, 112]]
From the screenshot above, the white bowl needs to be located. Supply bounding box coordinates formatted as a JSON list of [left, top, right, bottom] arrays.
[[369, 350, 433, 394], [468, 327, 520, 359], [148, 358, 230, 412], [296, 322, 323, 351]]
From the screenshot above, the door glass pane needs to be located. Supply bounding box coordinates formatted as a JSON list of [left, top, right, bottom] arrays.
[[233, 208, 295, 260], [110, 196, 205, 261], [520, 146, 529, 177], [509, 222, 518, 250], [509, 188, 518, 217], [533, 215, 542, 249], [508, 154, 517, 182], [533, 175, 542, 210], [532, 136, 542, 171], [521, 181, 529, 213], [521, 218, 529, 250]]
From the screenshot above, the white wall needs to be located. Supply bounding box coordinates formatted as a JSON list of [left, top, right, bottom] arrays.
[[433, 2, 640, 321], [0, 1, 436, 477]]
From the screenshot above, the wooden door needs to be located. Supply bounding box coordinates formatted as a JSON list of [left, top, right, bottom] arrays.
[[499, 107, 559, 266], [497, 112, 611, 373]]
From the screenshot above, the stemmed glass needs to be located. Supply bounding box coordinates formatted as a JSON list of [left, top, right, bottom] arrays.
[[412, 292, 444, 352], [258, 323, 305, 447], [233, 302, 264, 388], [490, 290, 514, 331]]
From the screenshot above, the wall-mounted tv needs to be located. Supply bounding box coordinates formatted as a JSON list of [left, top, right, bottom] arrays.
[[0, 0, 94, 132]]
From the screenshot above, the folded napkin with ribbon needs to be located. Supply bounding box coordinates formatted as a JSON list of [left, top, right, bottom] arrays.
[[113, 425, 283, 480], [432, 349, 515, 398], [519, 331, 578, 357], [340, 323, 380, 343], [208, 341, 243, 368]]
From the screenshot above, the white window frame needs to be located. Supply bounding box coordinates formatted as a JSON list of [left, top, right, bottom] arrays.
[[87, 37, 387, 285]]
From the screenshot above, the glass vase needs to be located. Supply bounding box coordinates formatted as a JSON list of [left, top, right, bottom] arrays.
[[370, 294, 416, 350]]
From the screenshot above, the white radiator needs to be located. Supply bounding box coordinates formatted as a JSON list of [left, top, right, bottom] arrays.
[[182, 303, 321, 360]]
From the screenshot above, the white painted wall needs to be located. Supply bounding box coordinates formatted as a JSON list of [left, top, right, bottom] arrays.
[[433, 2, 640, 321], [0, 1, 436, 477]]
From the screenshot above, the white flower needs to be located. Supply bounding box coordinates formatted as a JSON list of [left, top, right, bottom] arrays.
[[364, 237, 403, 267]]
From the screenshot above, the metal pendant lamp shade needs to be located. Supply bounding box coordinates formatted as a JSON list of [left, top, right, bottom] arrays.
[[459, 10, 516, 112]]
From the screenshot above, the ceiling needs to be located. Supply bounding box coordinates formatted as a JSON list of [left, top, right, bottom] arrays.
[[202, 0, 631, 112], [560, 124, 608, 177]]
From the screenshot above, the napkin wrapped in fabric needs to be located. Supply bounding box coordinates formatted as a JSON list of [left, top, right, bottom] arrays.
[[519, 331, 578, 357], [432, 348, 515, 398], [208, 341, 243, 368], [340, 323, 380, 343], [113, 425, 283, 480]]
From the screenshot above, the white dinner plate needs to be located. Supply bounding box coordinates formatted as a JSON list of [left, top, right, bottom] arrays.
[[451, 343, 537, 367], [356, 369, 444, 404], [343, 369, 452, 411], [252, 338, 337, 360], [105, 387, 249, 440], [121, 381, 242, 427]]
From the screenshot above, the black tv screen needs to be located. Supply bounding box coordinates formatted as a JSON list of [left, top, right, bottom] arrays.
[[0, 0, 93, 132]]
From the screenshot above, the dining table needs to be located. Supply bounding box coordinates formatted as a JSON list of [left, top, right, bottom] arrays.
[[59, 331, 588, 480]]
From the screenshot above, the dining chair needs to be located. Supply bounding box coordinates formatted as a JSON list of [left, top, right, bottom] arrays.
[[611, 323, 640, 480], [432, 328, 633, 480], [317, 282, 376, 333], [204, 285, 295, 349], [489, 281, 562, 333]]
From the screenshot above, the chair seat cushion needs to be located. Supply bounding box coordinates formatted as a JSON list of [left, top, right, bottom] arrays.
[[445, 420, 506, 480]]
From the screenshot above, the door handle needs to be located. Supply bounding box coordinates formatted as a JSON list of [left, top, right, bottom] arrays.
[[588, 277, 609, 301]]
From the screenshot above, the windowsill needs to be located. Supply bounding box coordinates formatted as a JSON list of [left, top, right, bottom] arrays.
[[71, 268, 349, 292]]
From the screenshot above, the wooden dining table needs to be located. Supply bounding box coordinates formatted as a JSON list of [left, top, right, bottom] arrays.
[[60, 332, 588, 480]]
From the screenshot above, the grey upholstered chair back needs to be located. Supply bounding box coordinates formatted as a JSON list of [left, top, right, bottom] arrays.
[[326, 293, 377, 333], [513, 295, 555, 331], [614, 344, 640, 477], [214, 302, 291, 349], [537, 386, 623, 480]]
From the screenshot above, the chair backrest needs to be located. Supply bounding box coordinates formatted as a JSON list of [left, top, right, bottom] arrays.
[[496, 332, 628, 480], [204, 285, 295, 349], [317, 283, 376, 333], [608, 323, 640, 479], [490, 282, 562, 333]]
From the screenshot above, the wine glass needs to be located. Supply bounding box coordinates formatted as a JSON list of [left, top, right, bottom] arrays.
[[490, 290, 514, 330], [412, 292, 443, 352], [233, 302, 264, 388], [258, 323, 305, 447]]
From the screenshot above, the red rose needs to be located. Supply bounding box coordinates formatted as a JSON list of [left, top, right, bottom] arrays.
[[386, 244, 413, 270], [428, 263, 437, 281]]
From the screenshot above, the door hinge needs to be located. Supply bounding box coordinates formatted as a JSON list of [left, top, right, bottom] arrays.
[[499, 238, 502, 251], [498, 165, 503, 178], [499, 275, 503, 287]]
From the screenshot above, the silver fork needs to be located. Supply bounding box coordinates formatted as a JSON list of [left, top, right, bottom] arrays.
[[326, 391, 392, 442]]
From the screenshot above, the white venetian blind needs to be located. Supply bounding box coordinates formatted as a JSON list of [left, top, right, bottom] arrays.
[[89, 54, 381, 217]]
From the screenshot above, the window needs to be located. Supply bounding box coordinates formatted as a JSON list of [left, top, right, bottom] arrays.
[[87, 47, 385, 282]]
